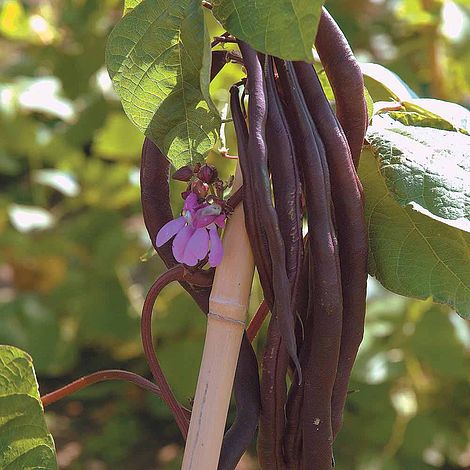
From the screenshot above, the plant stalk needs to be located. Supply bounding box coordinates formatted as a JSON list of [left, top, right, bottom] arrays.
[[181, 166, 255, 470]]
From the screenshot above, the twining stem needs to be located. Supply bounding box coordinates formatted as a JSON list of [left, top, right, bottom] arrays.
[[41, 370, 162, 407], [246, 300, 269, 342], [141, 264, 222, 439], [141, 265, 194, 438]]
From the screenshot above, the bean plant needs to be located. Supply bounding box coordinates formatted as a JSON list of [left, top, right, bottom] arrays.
[[1, 1, 469, 469]]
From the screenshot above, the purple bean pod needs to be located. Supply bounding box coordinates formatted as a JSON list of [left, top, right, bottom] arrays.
[[276, 59, 343, 469], [315, 8, 368, 168], [230, 85, 274, 307], [256, 55, 304, 469], [283, 236, 310, 467], [238, 42, 300, 378], [293, 61, 368, 439]]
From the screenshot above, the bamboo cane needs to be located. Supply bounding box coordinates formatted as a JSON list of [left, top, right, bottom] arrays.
[[181, 166, 254, 470]]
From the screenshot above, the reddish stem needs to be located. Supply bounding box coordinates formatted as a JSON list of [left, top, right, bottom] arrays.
[[211, 33, 237, 48], [141, 265, 191, 438], [247, 300, 269, 342], [41, 370, 161, 407]]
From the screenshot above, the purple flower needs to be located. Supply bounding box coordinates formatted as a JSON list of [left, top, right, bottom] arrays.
[[156, 193, 225, 267], [208, 226, 223, 267]]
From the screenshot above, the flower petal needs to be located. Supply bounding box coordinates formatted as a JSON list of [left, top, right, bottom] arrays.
[[184, 192, 198, 211], [183, 228, 209, 266], [193, 204, 222, 228], [215, 214, 226, 228], [193, 214, 218, 228], [209, 227, 223, 267], [172, 224, 194, 262], [156, 216, 186, 247]]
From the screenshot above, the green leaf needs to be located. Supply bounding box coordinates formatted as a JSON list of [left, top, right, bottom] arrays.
[[367, 114, 470, 232], [383, 104, 456, 131], [360, 62, 418, 102], [359, 146, 470, 319], [374, 98, 470, 134], [211, 0, 324, 61], [399, 99, 470, 134], [123, 0, 142, 15], [365, 87, 374, 122], [0, 345, 57, 470], [106, 0, 220, 169]]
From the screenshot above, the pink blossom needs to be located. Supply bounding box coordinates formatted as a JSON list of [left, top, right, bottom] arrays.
[[156, 193, 225, 267], [208, 227, 223, 266]]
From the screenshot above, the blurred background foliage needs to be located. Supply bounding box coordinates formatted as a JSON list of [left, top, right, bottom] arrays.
[[0, 0, 469, 468]]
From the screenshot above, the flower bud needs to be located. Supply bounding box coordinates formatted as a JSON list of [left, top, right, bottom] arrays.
[[197, 164, 218, 184], [191, 180, 209, 199], [172, 166, 193, 182]]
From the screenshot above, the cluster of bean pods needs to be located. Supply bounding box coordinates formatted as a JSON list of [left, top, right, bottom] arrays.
[[139, 8, 368, 470]]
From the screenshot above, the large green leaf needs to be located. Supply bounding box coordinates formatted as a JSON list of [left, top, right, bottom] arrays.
[[211, 0, 324, 61], [106, 0, 220, 169], [360, 62, 418, 102], [398, 99, 470, 134], [0, 345, 57, 470], [123, 0, 142, 15], [367, 114, 470, 232], [359, 146, 470, 319]]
